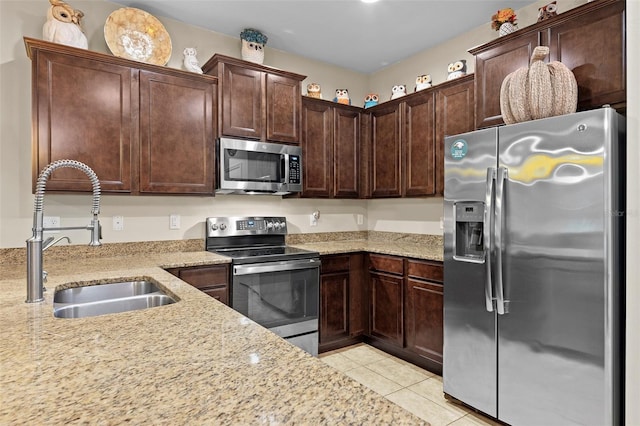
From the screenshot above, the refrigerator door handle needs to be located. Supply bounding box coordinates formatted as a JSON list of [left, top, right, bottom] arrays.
[[484, 167, 496, 312], [495, 166, 508, 315]]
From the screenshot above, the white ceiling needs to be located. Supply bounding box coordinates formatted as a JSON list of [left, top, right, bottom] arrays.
[[114, 0, 538, 74]]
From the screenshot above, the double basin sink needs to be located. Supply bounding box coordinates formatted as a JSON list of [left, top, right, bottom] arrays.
[[53, 280, 177, 318]]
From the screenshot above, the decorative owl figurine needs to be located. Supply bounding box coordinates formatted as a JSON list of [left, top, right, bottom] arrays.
[[240, 28, 268, 64], [537, 1, 558, 22], [333, 89, 351, 105], [390, 85, 407, 100], [447, 60, 467, 80], [364, 93, 379, 109], [307, 83, 322, 99], [182, 48, 203, 74], [42, 0, 88, 49], [415, 74, 432, 92]]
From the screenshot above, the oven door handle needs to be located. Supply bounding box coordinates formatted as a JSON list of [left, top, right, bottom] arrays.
[[233, 258, 320, 276]]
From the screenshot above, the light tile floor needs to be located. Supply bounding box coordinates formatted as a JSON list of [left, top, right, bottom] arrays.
[[319, 343, 499, 426]]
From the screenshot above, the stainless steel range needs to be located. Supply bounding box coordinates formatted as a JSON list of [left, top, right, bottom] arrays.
[[206, 216, 320, 356]]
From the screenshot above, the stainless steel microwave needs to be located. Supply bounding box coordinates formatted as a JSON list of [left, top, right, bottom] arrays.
[[216, 137, 303, 195]]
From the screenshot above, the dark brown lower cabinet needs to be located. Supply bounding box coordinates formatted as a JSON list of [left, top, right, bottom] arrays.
[[405, 259, 444, 369], [166, 264, 230, 305], [369, 254, 404, 347], [319, 253, 365, 352]]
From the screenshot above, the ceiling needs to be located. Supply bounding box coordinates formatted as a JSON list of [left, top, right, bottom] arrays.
[[114, 0, 538, 74]]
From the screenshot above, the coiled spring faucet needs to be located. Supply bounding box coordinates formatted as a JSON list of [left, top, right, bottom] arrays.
[[26, 159, 102, 303]]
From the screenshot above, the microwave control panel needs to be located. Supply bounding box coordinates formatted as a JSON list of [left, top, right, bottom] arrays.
[[288, 155, 301, 184]]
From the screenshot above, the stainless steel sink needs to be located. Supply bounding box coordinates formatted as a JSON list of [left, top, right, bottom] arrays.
[[53, 280, 177, 318]]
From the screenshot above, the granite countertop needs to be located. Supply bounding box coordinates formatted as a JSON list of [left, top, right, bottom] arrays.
[[0, 242, 426, 425], [288, 231, 444, 261]]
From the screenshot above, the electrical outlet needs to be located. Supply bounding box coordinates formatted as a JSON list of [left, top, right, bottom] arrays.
[[170, 214, 181, 230], [356, 214, 364, 225], [440, 217, 444, 229], [43, 216, 60, 232], [113, 215, 124, 231]]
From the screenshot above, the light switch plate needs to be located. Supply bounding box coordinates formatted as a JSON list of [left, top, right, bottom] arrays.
[[356, 214, 364, 225], [170, 214, 180, 230]]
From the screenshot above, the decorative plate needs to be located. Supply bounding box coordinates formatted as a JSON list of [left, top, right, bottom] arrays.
[[104, 7, 172, 66]]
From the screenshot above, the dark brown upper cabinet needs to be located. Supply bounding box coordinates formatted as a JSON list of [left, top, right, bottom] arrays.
[[301, 97, 361, 198], [366, 75, 474, 198], [26, 37, 217, 195], [470, 0, 625, 129], [202, 54, 306, 144]]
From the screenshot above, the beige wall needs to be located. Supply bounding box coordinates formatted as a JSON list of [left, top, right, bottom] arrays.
[[368, 0, 588, 98]]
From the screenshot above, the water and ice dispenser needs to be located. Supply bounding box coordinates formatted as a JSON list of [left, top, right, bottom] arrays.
[[454, 202, 485, 262]]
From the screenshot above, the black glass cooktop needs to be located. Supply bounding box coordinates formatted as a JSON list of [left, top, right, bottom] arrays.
[[213, 245, 319, 264]]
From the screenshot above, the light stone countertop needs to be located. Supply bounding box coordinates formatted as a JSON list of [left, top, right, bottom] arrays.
[[288, 231, 444, 261], [0, 247, 427, 425]]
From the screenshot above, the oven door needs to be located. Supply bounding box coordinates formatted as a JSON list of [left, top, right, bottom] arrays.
[[232, 258, 319, 337]]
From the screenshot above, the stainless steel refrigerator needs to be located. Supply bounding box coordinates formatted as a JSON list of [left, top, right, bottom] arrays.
[[443, 107, 625, 426]]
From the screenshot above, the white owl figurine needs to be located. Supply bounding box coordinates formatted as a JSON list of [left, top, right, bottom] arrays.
[[43, 0, 88, 49], [307, 83, 322, 99], [391, 85, 407, 100], [333, 89, 351, 105], [447, 60, 467, 80], [183, 47, 203, 74], [415, 75, 432, 91]]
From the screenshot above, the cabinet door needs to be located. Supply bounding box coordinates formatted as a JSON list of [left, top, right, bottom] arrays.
[[370, 103, 402, 197], [301, 99, 333, 197], [320, 271, 350, 344], [139, 71, 215, 194], [220, 63, 263, 139], [333, 107, 360, 198], [369, 271, 403, 347], [266, 74, 301, 143], [546, 2, 625, 110], [473, 31, 539, 129], [405, 278, 443, 365], [405, 259, 443, 367], [404, 92, 436, 196], [435, 77, 475, 195], [33, 50, 133, 192]]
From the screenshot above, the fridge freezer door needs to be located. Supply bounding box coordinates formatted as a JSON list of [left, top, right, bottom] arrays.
[[443, 127, 498, 417], [496, 109, 624, 426]]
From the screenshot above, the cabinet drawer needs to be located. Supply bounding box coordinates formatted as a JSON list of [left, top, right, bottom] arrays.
[[407, 259, 443, 283], [368, 254, 403, 275], [179, 265, 229, 289], [321, 255, 350, 274]]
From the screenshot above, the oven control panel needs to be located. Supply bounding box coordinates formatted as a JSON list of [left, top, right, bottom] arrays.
[[207, 216, 288, 236]]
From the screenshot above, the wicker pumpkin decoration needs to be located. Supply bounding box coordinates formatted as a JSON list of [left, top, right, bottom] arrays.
[[500, 46, 578, 124]]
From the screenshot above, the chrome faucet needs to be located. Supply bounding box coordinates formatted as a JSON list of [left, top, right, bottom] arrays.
[[26, 160, 102, 303]]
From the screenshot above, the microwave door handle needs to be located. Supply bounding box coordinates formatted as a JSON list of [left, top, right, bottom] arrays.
[[282, 155, 288, 184]]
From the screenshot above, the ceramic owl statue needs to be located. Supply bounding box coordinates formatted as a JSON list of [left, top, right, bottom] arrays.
[[182, 48, 203, 74], [415, 74, 432, 92], [240, 28, 268, 64], [307, 83, 322, 99], [447, 60, 467, 80], [43, 0, 88, 49], [537, 1, 558, 22], [333, 89, 351, 105], [390, 85, 407, 100], [364, 93, 379, 109]]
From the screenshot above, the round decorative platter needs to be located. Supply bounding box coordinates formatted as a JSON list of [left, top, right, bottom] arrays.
[[104, 7, 172, 66]]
